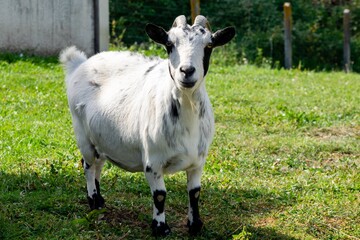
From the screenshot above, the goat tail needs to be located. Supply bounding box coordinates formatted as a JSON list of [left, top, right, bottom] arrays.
[[59, 46, 87, 76]]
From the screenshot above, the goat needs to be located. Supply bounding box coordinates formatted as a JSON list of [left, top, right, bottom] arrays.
[[60, 15, 235, 236]]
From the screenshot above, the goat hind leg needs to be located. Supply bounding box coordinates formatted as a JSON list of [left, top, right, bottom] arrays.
[[80, 143, 105, 210]]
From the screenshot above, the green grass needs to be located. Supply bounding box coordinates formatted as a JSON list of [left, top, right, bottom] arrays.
[[0, 52, 359, 240]]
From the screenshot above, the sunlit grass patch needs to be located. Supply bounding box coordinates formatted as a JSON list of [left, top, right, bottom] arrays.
[[0, 53, 359, 239]]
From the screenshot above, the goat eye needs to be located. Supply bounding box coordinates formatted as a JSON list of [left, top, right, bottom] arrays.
[[206, 43, 213, 48], [165, 41, 173, 47]]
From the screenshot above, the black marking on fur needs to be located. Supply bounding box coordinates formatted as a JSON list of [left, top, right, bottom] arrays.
[[192, 25, 206, 35], [144, 63, 158, 76], [145, 166, 153, 173], [199, 100, 206, 118], [166, 44, 173, 54], [198, 135, 206, 156], [198, 120, 210, 156], [90, 80, 101, 88], [203, 46, 213, 76], [168, 63, 175, 81], [188, 187, 203, 234], [85, 162, 91, 169], [151, 219, 171, 236], [183, 25, 191, 33], [162, 115, 174, 148], [153, 190, 166, 215], [163, 158, 173, 169], [170, 98, 180, 124], [94, 148, 100, 159]]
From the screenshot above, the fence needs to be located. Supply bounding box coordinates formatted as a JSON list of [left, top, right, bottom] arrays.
[[0, 0, 109, 56]]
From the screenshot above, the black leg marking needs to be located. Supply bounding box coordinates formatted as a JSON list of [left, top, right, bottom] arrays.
[[87, 192, 105, 210], [87, 180, 105, 210], [153, 190, 166, 215], [151, 190, 170, 236], [170, 98, 180, 123], [188, 187, 203, 235], [151, 219, 171, 236]]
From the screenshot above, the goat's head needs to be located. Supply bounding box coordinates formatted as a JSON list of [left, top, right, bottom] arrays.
[[146, 15, 235, 90]]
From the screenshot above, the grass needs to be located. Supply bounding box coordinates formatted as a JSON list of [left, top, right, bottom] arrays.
[[0, 51, 359, 240]]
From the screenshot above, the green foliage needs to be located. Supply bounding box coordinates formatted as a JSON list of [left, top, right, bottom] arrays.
[[109, 0, 360, 72], [232, 226, 252, 240], [110, 0, 190, 44], [0, 53, 359, 239]]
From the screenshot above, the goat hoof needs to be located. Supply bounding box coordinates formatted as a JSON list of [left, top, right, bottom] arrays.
[[187, 219, 203, 235], [151, 220, 171, 237], [88, 193, 105, 210]]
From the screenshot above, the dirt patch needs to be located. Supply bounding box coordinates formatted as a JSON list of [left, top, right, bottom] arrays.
[[254, 216, 277, 227], [304, 152, 359, 170], [309, 126, 360, 141], [102, 205, 149, 229]]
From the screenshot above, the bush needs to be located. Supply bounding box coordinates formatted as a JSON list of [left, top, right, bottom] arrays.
[[109, 0, 360, 72]]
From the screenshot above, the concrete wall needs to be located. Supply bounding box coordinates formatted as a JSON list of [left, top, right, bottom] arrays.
[[0, 0, 109, 56]]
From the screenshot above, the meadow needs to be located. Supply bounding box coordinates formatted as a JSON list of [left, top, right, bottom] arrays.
[[0, 50, 359, 239]]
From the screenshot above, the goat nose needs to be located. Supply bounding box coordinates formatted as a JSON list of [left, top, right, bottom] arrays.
[[180, 66, 195, 77]]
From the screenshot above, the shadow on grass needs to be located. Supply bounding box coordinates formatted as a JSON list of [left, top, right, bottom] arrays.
[[0, 167, 299, 240]]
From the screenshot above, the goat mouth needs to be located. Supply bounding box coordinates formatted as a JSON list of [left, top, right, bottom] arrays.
[[179, 81, 196, 88]]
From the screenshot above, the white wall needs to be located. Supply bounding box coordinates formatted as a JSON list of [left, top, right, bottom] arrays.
[[0, 0, 109, 56]]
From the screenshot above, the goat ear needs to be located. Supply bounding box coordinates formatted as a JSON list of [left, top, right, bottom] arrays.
[[145, 23, 168, 45], [211, 27, 235, 48]]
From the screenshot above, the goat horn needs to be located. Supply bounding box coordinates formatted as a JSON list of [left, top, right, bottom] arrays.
[[194, 15, 211, 31], [172, 15, 187, 28]]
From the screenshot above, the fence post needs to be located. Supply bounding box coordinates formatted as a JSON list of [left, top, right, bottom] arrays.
[[190, 0, 200, 24], [284, 2, 292, 69], [343, 9, 351, 73], [93, 0, 109, 54]]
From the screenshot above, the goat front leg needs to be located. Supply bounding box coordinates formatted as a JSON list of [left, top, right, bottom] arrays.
[[144, 164, 171, 236], [186, 167, 204, 235]]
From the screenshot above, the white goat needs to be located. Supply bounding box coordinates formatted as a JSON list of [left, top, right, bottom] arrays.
[[60, 15, 235, 236]]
